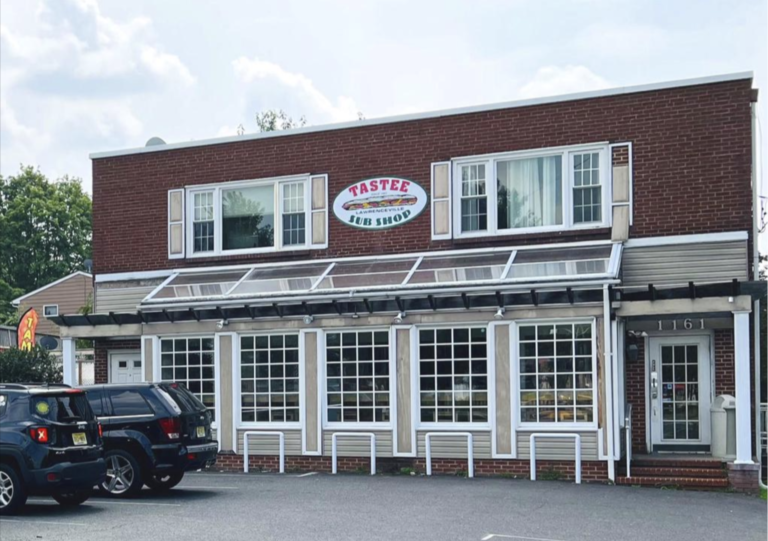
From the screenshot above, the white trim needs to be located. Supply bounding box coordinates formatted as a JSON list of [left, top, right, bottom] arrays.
[[733, 310, 754, 464], [43, 305, 59, 318], [624, 231, 749, 248], [90, 72, 753, 160], [12, 272, 92, 305], [309, 174, 329, 250], [96, 270, 173, 283], [509, 322, 518, 459], [608, 142, 634, 227]]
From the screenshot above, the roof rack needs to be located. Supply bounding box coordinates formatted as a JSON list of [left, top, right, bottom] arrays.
[[0, 382, 71, 390]]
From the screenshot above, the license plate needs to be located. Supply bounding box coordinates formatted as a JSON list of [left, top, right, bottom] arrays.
[[196, 426, 205, 438], [72, 432, 87, 446]]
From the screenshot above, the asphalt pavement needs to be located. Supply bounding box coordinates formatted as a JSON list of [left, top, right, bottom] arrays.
[[0, 472, 765, 541]]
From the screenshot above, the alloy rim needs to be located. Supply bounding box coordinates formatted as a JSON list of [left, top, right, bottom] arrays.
[[0, 470, 14, 508], [102, 455, 134, 495]]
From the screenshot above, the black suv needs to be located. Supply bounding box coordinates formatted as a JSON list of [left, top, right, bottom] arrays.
[[0, 384, 106, 514], [80, 383, 217, 497]]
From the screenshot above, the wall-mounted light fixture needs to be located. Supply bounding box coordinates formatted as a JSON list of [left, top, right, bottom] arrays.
[[494, 307, 505, 320], [393, 312, 406, 324]]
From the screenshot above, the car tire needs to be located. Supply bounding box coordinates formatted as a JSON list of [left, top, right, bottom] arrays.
[[52, 490, 91, 507], [100, 450, 143, 498], [0, 463, 27, 515], [144, 472, 184, 492]]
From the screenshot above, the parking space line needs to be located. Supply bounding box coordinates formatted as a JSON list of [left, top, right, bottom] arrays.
[[1, 518, 86, 527], [28, 498, 181, 507], [296, 472, 318, 477], [177, 485, 240, 490], [482, 535, 566, 541]]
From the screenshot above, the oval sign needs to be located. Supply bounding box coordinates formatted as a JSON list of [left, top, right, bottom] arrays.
[[333, 177, 428, 230]]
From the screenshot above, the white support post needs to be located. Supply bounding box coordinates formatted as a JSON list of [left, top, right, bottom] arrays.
[[530, 433, 582, 484], [733, 311, 754, 464], [331, 433, 376, 475], [243, 431, 285, 474], [62, 337, 77, 385], [424, 432, 474, 478]]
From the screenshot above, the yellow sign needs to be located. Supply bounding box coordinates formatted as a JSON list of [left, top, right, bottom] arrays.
[[18, 308, 39, 351]]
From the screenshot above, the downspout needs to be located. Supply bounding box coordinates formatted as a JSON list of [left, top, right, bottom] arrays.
[[756, 299, 766, 490], [751, 101, 759, 279], [603, 284, 615, 481]]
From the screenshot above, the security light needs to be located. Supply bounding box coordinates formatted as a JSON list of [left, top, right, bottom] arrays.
[[494, 307, 505, 320], [393, 312, 406, 324], [303, 315, 314, 325], [216, 319, 228, 330]]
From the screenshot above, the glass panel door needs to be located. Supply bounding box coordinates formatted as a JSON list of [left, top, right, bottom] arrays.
[[660, 344, 700, 441]]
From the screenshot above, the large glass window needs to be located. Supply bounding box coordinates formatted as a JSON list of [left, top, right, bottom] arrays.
[[240, 334, 300, 423], [518, 322, 594, 425], [325, 330, 390, 424], [160, 337, 216, 420], [193, 191, 215, 253], [459, 164, 487, 232], [572, 152, 602, 224], [222, 185, 275, 250], [282, 182, 306, 246], [497, 156, 563, 229], [418, 327, 488, 424]]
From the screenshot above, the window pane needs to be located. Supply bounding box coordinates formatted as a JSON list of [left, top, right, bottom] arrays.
[[229, 263, 330, 296], [408, 252, 510, 285], [193, 192, 215, 253], [240, 334, 300, 424], [460, 164, 488, 232], [507, 245, 612, 280], [326, 331, 389, 423], [109, 390, 153, 416], [418, 327, 488, 423], [573, 152, 602, 224], [282, 182, 306, 246], [152, 270, 248, 300], [159, 337, 216, 421], [222, 185, 275, 250], [315, 259, 418, 290], [497, 156, 562, 229]]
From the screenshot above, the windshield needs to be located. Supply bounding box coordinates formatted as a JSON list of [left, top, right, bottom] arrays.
[[30, 393, 94, 422]]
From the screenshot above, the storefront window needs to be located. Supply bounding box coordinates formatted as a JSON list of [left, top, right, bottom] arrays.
[[160, 337, 216, 421], [418, 327, 488, 424], [325, 330, 390, 424], [518, 322, 594, 424], [240, 334, 300, 423]]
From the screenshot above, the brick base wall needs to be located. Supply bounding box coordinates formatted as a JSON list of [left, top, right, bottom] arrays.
[[726, 462, 760, 494], [213, 453, 609, 482], [714, 329, 735, 396], [94, 339, 141, 383], [625, 336, 647, 453]]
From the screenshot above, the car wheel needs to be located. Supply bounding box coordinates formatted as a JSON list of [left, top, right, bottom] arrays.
[[0, 464, 27, 515], [52, 490, 91, 507], [100, 450, 143, 498], [144, 472, 184, 492]]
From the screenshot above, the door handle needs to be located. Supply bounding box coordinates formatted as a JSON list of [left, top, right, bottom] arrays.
[[651, 370, 658, 400]]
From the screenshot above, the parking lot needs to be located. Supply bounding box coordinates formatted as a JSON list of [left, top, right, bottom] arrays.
[[1, 473, 765, 541]]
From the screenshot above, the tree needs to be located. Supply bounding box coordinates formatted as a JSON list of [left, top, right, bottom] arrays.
[[0, 166, 92, 323], [255, 109, 307, 132], [0, 346, 63, 383]]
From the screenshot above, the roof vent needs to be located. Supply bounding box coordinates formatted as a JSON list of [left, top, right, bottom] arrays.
[[145, 136, 166, 147]]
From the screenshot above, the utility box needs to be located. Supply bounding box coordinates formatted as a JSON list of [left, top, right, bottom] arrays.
[[711, 394, 736, 460]]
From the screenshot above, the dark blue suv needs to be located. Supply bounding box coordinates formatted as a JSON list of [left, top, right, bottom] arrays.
[[0, 384, 106, 514]]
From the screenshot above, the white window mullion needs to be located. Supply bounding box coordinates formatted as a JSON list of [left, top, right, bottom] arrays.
[[487, 159, 498, 235]]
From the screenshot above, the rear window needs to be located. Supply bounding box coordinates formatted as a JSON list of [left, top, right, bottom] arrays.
[[158, 384, 207, 413], [30, 393, 94, 422], [109, 389, 154, 416]]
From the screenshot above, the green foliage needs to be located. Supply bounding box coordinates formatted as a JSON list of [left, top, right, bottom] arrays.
[[0, 166, 92, 323], [255, 109, 306, 132], [0, 346, 63, 383], [539, 468, 563, 481]]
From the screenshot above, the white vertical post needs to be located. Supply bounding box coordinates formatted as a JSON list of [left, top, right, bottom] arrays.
[[62, 337, 77, 385], [733, 311, 754, 464]]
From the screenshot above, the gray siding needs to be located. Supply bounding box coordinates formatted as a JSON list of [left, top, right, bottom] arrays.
[[416, 431, 492, 459], [322, 430, 393, 457], [237, 429, 303, 456], [622, 240, 748, 286], [94, 280, 164, 313], [516, 430, 599, 461], [17, 273, 93, 337]]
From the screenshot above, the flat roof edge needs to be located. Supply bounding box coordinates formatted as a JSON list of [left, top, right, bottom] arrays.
[[90, 71, 754, 160]]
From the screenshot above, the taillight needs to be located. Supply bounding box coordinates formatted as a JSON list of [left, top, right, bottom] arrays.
[[29, 426, 50, 443], [158, 417, 181, 440], [98, 423, 103, 438]]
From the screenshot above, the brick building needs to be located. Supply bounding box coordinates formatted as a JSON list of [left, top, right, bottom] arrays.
[[53, 72, 764, 490]]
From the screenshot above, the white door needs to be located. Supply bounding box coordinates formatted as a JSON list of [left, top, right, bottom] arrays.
[[110, 353, 143, 383], [649, 335, 711, 448]]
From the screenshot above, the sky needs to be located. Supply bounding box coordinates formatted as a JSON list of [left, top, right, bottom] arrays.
[[1, 0, 767, 249]]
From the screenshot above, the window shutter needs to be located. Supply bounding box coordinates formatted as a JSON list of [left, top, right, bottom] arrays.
[[168, 189, 185, 259], [609, 143, 632, 241], [431, 162, 452, 240], [309, 175, 328, 249]]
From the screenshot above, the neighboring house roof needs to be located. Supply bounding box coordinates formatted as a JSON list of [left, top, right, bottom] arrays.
[[11, 272, 93, 306]]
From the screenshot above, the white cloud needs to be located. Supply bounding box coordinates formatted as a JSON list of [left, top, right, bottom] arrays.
[[232, 56, 359, 124], [518, 66, 612, 99]]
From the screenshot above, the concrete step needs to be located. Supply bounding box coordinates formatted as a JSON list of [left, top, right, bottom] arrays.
[[620, 466, 727, 479], [629, 458, 724, 470], [616, 476, 729, 489]]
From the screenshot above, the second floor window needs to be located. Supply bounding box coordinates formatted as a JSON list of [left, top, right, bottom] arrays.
[[188, 175, 310, 256], [453, 145, 607, 238]]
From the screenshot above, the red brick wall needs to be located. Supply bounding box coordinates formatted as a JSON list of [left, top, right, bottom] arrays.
[[92, 78, 753, 275], [94, 339, 141, 383], [214, 453, 608, 482], [625, 337, 647, 453], [714, 329, 735, 396]]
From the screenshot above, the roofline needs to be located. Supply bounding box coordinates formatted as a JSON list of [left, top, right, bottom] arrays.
[[11, 271, 93, 306], [90, 71, 754, 160]]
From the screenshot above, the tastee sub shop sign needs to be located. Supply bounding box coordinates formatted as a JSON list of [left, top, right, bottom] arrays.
[[333, 177, 428, 230]]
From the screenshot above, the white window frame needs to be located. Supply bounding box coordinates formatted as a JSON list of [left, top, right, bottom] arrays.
[[416, 325, 493, 431], [157, 335, 217, 422], [452, 143, 610, 239], [185, 174, 312, 258], [321, 327, 395, 431], [43, 305, 58, 318], [236, 331, 303, 430], [513, 318, 598, 431]]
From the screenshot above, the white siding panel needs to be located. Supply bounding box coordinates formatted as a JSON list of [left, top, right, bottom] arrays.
[[95, 285, 159, 313], [416, 431, 492, 459], [322, 430, 393, 457], [237, 429, 303, 456], [516, 430, 598, 461]]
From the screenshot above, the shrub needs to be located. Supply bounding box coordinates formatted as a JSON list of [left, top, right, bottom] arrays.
[[0, 346, 63, 383]]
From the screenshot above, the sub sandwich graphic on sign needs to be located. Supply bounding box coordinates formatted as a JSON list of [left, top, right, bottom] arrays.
[[333, 177, 428, 230]]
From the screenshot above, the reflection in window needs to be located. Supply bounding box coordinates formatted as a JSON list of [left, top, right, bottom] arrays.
[[460, 164, 487, 232], [497, 156, 563, 230], [240, 334, 300, 423], [193, 191, 215, 253], [518, 322, 594, 424], [222, 185, 275, 250], [282, 182, 306, 246], [160, 337, 216, 421]]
